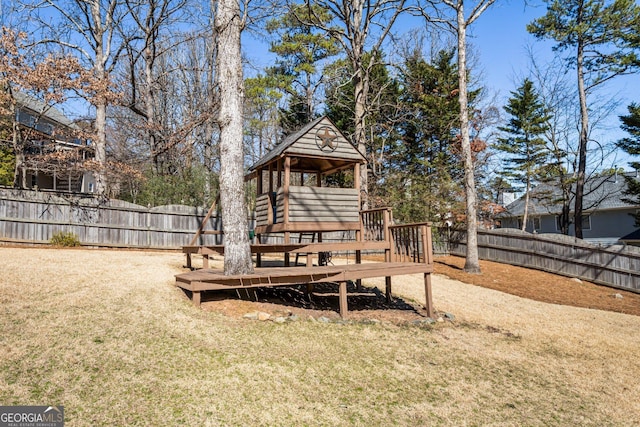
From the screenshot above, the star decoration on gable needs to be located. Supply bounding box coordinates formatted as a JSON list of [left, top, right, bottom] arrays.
[[315, 126, 339, 152]]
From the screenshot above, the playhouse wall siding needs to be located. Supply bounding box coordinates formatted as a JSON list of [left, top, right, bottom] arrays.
[[274, 186, 359, 223]]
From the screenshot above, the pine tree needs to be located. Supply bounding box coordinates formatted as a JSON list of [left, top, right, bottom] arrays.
[[265, 3, 339, 134], [495, 78, 551, 231], [616, 103, 640, 226], [528, 0, 640, 238], [387, 49, 468, 224]]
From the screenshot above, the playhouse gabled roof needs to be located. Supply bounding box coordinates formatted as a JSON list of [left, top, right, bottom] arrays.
[[249, 116, 365, 171]]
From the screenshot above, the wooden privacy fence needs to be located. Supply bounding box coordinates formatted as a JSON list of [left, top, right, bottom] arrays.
[[0, 189, 224, 249], [445, 227, 640, 293]]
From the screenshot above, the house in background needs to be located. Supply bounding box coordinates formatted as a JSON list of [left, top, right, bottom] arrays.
[[12, 92, 96, 193], [499, 172, 639, 246]]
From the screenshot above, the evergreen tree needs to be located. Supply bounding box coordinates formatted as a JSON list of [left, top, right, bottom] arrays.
[[528, 0, 640, 238], [495, 78, 551, 231], [265, 3, 339, 134], [386, 49, 467, 223], [616, 103, 640, 226]]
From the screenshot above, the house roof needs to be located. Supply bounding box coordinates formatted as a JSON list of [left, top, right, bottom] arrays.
[[620, 228, 640, 242], [248, 116, 365, 172], [13, 92, 79, 130], [502, 172, 639, 217]]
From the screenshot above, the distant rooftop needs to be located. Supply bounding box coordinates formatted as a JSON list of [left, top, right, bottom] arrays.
[[503, 172, 639, 216], [13, 92, 80, 130]]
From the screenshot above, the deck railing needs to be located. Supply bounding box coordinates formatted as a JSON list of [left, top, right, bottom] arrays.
[[359, 207, 392, 242], [389, 222, 433, 264]]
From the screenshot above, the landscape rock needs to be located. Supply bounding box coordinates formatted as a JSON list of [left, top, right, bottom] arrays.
[[317, 316, 331, 323], [570, 278, 583, 284], [243, 311, 259, 320], [273, 316, 287, 324], [444, 312, 456, 321], [257, 312, 271, 321], [613, 293, 624, 299], [288, 314, 299, 322]]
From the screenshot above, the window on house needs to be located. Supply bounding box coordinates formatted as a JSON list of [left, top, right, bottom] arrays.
[[36, 122, 53, 135], [533, 217, 541, 231], [30, 174, 37, 188], [555, 215, 590, 231], [581, 215, 591, 231], [88, 182, 94, 193]]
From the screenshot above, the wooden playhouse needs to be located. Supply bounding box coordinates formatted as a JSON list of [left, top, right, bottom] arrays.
[[176, 117, 436, 318]]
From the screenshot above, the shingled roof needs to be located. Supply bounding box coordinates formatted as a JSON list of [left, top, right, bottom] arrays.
[[502, 172, 639, 217], [13, 92, 79, 130]]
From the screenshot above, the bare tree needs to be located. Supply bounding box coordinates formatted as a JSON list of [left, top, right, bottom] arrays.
[[416, 0, 495, 273], [214, 0, 253, 275], [122, 0, 190, 174]]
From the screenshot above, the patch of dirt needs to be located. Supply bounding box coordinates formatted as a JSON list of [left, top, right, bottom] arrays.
[[434, 256, 640, 316], [200, 282, 432, 323]]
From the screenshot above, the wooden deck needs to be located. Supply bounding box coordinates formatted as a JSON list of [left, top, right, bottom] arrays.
[[175, 262, 434, 318]]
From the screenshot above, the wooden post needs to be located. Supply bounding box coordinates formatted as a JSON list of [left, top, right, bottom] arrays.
[[384, 208, 391, 262], [276, 159, 282, 187], [192, 291, 201, 307], [189, 193, 220, 246], [283, 156, 291, 267], [256, 233, 262, 267], [186, 253, 192, 269], [424, 223, 433, 265], [385, 277, 392, 303], [339, 281, 348, 319], [257, 167, 263, 194], [203, 254, 209, 269], [389, 227, 396, 262], [424, 273, 434, 318], [354, 162, 361, 206], [283, 156, 290, 225]]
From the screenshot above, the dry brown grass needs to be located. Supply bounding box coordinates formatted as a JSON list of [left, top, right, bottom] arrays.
[[1, 247, 639, 426]]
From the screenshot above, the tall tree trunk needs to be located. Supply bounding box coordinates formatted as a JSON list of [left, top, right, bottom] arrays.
[[353, 71, 369, 210], [351, 0, 368, 210], [575, 36, 588, 239], [522, 179, 530, 231], [91, 0, 108, 196], [12, 120, 26, 189], [215, 0, 253, 275], [144, 44, 159, 174], [456, 3, 480, 273]]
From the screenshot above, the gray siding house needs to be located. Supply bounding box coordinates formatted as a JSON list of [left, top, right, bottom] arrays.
[[11, 92, 96, 193], [499, 172, 639, 245]]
